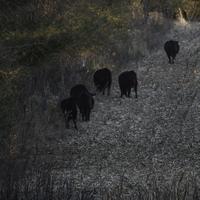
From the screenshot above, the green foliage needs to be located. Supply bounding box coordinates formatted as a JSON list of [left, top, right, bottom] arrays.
[[0, 0, 134, 66], [3, 0, 199, 68]]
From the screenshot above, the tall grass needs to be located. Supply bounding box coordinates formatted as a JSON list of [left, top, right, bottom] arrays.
[[0, 166, 200, 200]]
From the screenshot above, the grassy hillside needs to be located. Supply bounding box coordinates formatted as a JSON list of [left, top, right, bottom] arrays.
[[1, 0, 200, 199]]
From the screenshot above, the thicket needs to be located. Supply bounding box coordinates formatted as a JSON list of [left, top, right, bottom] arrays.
[[1, 0, 196, 67]]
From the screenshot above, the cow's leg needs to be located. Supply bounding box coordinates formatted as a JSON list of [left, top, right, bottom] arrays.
[[107, 86, 110, 96], [172, 55, 175, 64], [81, 111, 85, 121], [167, 53, 171, 64], [63, 111, 69, 128], [125, 91, 128, 97], [127, 87, 131, 97], [77, 107, 81, 121], [83, 108, 88, 121], [87, 110, 90, 121], [125, 88, 129, 97], [84, 112, 87, 122], [134, 84, 138, 98], [120, 87, 124, 98], [66, 117, 70, 129], [108, 80, 112, 96], [77, 111, 81, 121], [84, 109, 89, 121], [73, 119, 77, 130]]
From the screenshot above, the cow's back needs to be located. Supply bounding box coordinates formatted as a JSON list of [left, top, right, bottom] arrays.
[[119, 71, 137, 86], [164, 40, 179, 55], [94, 68, 112, 86], [77, 93, 94, 109], [70, 84, 88, 99]]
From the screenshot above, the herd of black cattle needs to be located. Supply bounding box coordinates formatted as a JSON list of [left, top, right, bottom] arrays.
[[61, 40, 180, 129]]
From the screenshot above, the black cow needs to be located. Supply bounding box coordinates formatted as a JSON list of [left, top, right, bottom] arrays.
[[76, 92, 94, 121], [164, 40, 180, 64], [118, 70, 138, 98], [70, 84, 95, 121], [70, 84, 89, 99], [70, 84, 95, 98], [93, 68, 112, 95], [60, 98, 77, 129]]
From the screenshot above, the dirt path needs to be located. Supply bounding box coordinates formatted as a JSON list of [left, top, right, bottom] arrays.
[[41, 22, 200, 190]]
